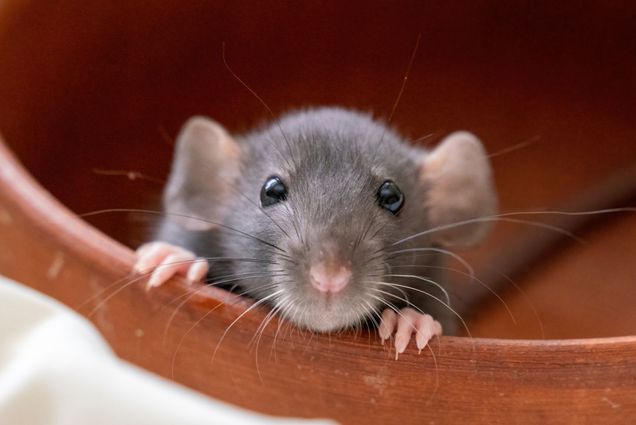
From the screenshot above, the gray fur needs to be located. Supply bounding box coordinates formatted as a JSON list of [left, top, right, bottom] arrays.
[[157, 107, 497, 335]]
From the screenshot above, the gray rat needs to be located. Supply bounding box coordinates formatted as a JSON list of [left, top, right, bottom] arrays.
[[134, 107, 497, 356]]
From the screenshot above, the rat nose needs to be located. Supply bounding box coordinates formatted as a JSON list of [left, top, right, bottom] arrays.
[[309, 262, 351, 294]]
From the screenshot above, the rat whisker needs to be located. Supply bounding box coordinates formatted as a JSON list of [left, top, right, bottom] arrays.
[[388, 247, 475, 283], [389, 265, 518, 325], [360, 247, 389, 268], [367, 294, 424, 359], [76, 271, 137, 312], [391, 216, 581, 247], [250, 300, 283, 350], [488, 269, 545, 338], [92, 168, 165, 185], [389, 246, 474, 274], [252, 303, 284, 381], [359, 303, 373, 349], [165, 269, 287, 306], [487, 135, 539, 159], [86, 272, 161, 318], [281, 201, 304, 245], [278, 298, 299, 341], [86, 258, 286, 333], [80, 208, 291, 255], [389, 263, 466, 274], [390, 207, 636, 248], [355, 300, 374, 335], [384, 273, 451, 307], [377, 33, 421, 147], [269, 294, 294, 355], [169, 283, 280, 379], [368, 288, 447, 368], [423, 341, 440, 405], [163, 276, 286, 343], [368, 280, 472, 339], [170, 300, 225, 379], [370, 280, 447, 309], [362, 300, 382, 326], [221, 42, 298, 171], [369, 287, 426, 315], [355, 208, 383, 250], [386, 248, 518, 324], [367, 293, 400, 317], [412, 132, 437, 146], [360, 252, 385, 269], [80, 256, 286, 315], [212, 289, 285, 363], [367, 279, 409, 304]]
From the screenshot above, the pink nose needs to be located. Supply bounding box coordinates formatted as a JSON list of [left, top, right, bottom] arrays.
[[309, 262, 351, 294]]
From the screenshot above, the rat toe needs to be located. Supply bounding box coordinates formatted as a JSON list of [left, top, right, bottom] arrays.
[[378, 308, 397, 341], [135, 242, 180, 273], [186, 259, 209, 283], [146, 252, 196, 289], [394, 308, 420, 357], [415, 314, 443, 352]]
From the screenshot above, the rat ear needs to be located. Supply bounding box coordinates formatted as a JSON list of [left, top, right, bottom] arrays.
[[419, 131, 497, 247], [163, 116, 241, 231]]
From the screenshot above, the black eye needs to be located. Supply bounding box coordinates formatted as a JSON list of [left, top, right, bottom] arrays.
[[377, 180, 404, 215], [260, 176, 288, 207]]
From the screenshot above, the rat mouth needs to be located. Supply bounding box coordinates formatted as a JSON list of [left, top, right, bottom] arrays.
[[278, 296, 366, 332], [300, 313, 353, 332]]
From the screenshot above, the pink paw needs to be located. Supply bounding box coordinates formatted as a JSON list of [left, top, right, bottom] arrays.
[[378, 307, 442, 359], [134, 242, 209, 290]]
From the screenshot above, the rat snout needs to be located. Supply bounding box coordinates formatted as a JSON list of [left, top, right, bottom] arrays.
[[309, 261, 352, 294]]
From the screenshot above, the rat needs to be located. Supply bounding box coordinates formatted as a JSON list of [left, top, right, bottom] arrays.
[[133, 107, 497, 356]]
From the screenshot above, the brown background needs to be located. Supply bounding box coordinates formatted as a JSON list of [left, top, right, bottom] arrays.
[[1, 0, 636, 340]]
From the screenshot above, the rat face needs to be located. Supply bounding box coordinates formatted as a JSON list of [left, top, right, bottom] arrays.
[[163, 107, 497, 332], [216, 109, 428, 331]]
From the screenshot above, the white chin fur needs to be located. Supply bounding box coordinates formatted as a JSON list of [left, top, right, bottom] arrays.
[[288, 308, 360, 332]]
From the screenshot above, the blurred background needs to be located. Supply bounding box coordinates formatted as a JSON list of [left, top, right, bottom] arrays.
[[1, 0, 635, 339]]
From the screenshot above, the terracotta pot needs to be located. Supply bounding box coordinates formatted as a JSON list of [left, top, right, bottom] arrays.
[[1, 1, 635, 423]]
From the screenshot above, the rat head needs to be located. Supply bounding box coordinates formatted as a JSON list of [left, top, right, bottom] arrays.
[[164, 108, 496, 332]]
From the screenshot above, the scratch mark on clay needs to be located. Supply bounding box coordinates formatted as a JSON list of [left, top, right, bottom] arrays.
[[134, 328, 144, 337], [0, 208, 12, 224], [47, 252, 65, 280], [602, 397, 620, 409], [363, 373, 389, 395]]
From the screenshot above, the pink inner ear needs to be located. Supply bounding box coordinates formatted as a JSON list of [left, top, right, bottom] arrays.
[[163, 116, 242, 231], [420, 131, 497, 248]]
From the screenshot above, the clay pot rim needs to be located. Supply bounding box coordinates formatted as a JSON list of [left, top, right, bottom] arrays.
[[2, 133, 634, 349]]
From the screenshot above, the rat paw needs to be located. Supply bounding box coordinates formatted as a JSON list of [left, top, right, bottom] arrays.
[[378, 307, 442, 359], [134, 242, 209, 290]]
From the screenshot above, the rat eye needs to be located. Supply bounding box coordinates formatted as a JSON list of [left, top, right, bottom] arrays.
[[260, 176, 288, 207], [377, 180, 404, 215]]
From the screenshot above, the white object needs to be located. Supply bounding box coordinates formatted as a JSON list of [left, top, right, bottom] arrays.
[[0, 275, 336, 425]]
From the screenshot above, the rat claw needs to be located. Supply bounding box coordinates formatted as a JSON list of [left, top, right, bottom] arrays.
[[378, 309, 397, 341], [415, 315, 434, 351], [379, 307, 443, 358], [394, 334, 409, 356], [394, 308, 419, 354]]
